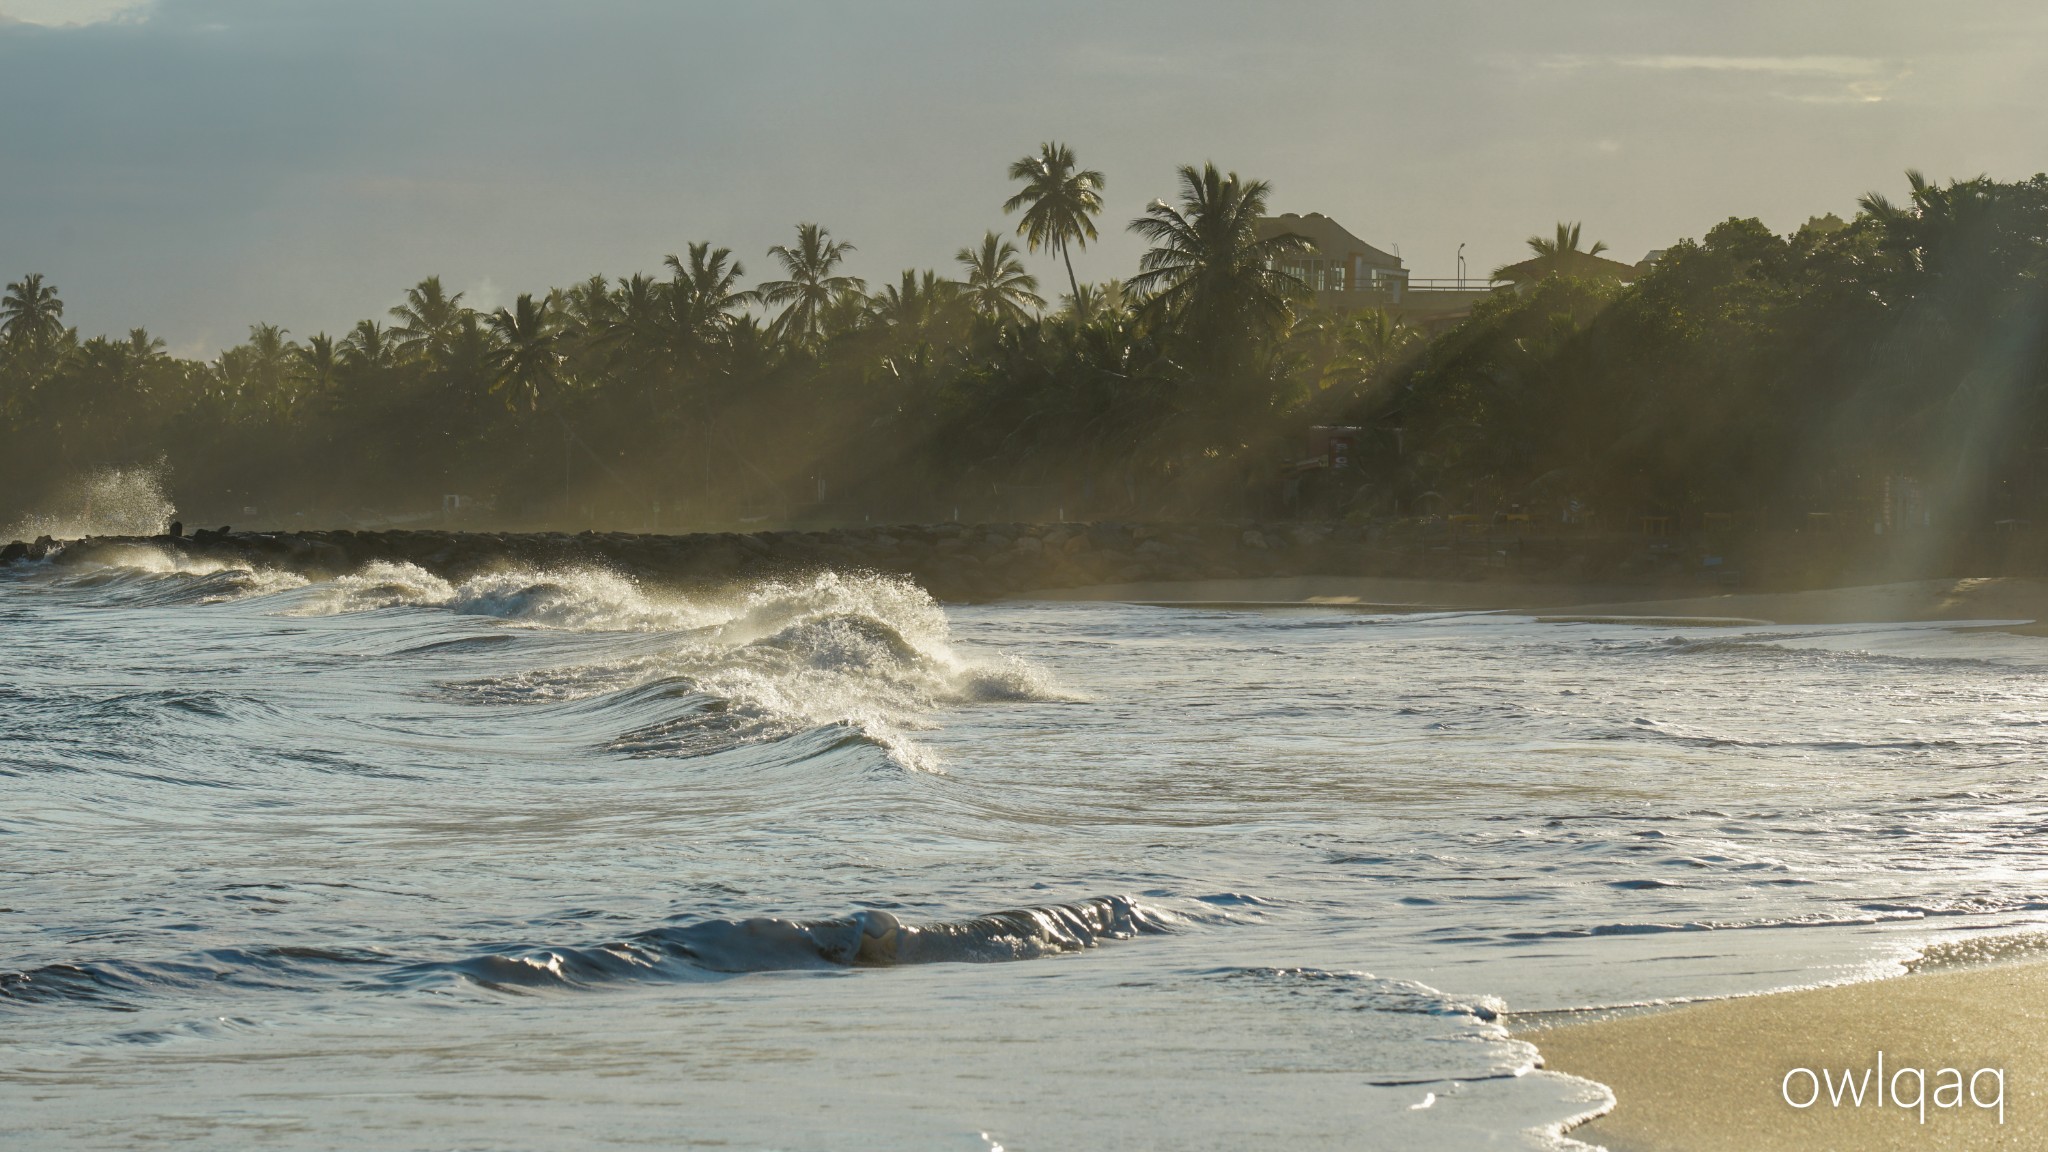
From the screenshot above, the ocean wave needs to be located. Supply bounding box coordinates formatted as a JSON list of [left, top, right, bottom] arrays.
[[4, 466, 175, 541], [296, 561, 708, 631], [1500, 907, 1951, 940], [1602, 631, 2041, 673], [438, 571, 1064, 770], [1, 896, 1177, 1010], [38, 545, 307, 605], [419, 894, 1176, 992]]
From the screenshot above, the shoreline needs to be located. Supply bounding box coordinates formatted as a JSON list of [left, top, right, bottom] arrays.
[[1523, 951, 2048, 1150]]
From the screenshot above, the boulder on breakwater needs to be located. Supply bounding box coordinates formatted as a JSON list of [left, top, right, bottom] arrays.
[[0, 520, 1637, 601]]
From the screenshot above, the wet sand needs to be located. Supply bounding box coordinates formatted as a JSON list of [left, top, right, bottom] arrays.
[[1528, 956, 2048, 1150], [1023, 575, 2048, 632]]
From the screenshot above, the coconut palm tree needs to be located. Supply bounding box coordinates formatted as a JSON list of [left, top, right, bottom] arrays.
[[1, 273, 65, 352], [1857, 169, 2017, 287], [599, 272, 668, 374], [955, 231, 1044, 326], [757, 223, 864, 347], [560, 274, 619, 338], [487, 293, 561, 411], [1060, 279, 1133, 325], [659, 243, 757, 381], [125, 328, 166, 361], [665, 243, 754, 319], [1492, 222, 1612, 283], [1317, 309, 1419, 394], [218, 322, 300, 417], [871, 269, 959, 332], [1125, 163, 1312, 357], [296, 333, 342, 396], [389, 276, 466, 360], [246, 322, 296, 393], [1535, 221, 1607, 260], [1004, 142, 1107, 303], [342, 320, 401, 378], [433, 309, 498, 412]]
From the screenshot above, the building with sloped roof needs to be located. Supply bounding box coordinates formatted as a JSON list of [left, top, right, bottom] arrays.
[[1490, 248, 1643, 287], [1257, 212, 1496, 329], [1260, 212, 1409, 299]]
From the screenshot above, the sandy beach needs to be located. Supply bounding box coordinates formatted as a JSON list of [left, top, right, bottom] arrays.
[[1023, 574, 2048, 632], [1527, 954, 2048, 1150]]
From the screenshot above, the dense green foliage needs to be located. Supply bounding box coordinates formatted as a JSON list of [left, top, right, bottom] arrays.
[[1371, 172, 2048, 529], [3, 163, 2044, 532]]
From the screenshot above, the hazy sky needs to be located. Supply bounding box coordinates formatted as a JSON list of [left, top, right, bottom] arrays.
[[4, 0, 2045, 354]]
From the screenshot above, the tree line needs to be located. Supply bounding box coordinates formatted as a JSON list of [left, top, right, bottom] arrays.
[[4, 152, 2045, 535], [1376, 171, 2048, 533]]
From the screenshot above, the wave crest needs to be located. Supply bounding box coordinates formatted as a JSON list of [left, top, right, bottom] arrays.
[[6, 465, 175, 541], [434, 570, 1064, 770], [299, 562, 707, 631], [41, 545, 307, 605], [2, 897, 1180, 1008], [423, 895, 1178, 993]]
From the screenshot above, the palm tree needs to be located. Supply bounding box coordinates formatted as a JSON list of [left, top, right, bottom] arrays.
[[1492, 222, 1612, 283], [757, 223, 864, 346], [1004, 142, 1107, 303], [389, 276, 466, 359], [560, 274, 619, 337], [1125, 163, 1312, 356], [1857, 170, 2010, 284], [296, 332, 342, 396], [433, 309, 498, 411], [604, 272, 668, 372], [342, 319, 401, 379], [955, 231, 1044, 326], [125, 328, 166, 362], [1318, 309, 1419, 394], [1061, 279, 1132, 325], [660, 242, 757, 380], [487, 293, 561, 411], [1, 273, 65, 352], [665, 242, 755, 319], [247, 322, 296, 393], [219, 322, 299, 417], [871, 269, 959, 331]]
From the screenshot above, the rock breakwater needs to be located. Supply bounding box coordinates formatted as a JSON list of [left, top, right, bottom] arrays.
[[0, 522, 1496, 601]]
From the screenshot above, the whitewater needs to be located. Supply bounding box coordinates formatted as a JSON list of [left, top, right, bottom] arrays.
[[7, 550, 2048, 1149]]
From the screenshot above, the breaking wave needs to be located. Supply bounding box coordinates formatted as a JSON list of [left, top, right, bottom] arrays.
[[384, 567, 1068, 771], [36, 545, 307, 605], [299, 561, 709, 631], [5, 465, 176, 541], [1, 896, 1177, 1010], [12, 554, 1059, 772]]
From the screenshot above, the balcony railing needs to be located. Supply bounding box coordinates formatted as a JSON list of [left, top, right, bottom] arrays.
[[1404, 278, 1504, 292]]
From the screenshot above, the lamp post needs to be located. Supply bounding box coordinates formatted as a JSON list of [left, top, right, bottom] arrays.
[[1456, 243, 1467, 288]]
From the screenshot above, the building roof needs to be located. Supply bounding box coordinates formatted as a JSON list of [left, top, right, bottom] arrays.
[[1259, 213, 1404, 270], [1492, 248, 1642, 284]]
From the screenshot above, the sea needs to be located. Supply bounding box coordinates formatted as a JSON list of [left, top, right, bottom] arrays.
[[7, 544, 2048, 1150]]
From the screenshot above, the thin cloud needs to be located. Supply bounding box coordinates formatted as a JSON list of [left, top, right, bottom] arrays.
[[1537, 53, 1912, 104], [1615, 55, 1893, 77], [0, 0, 152, 27]]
